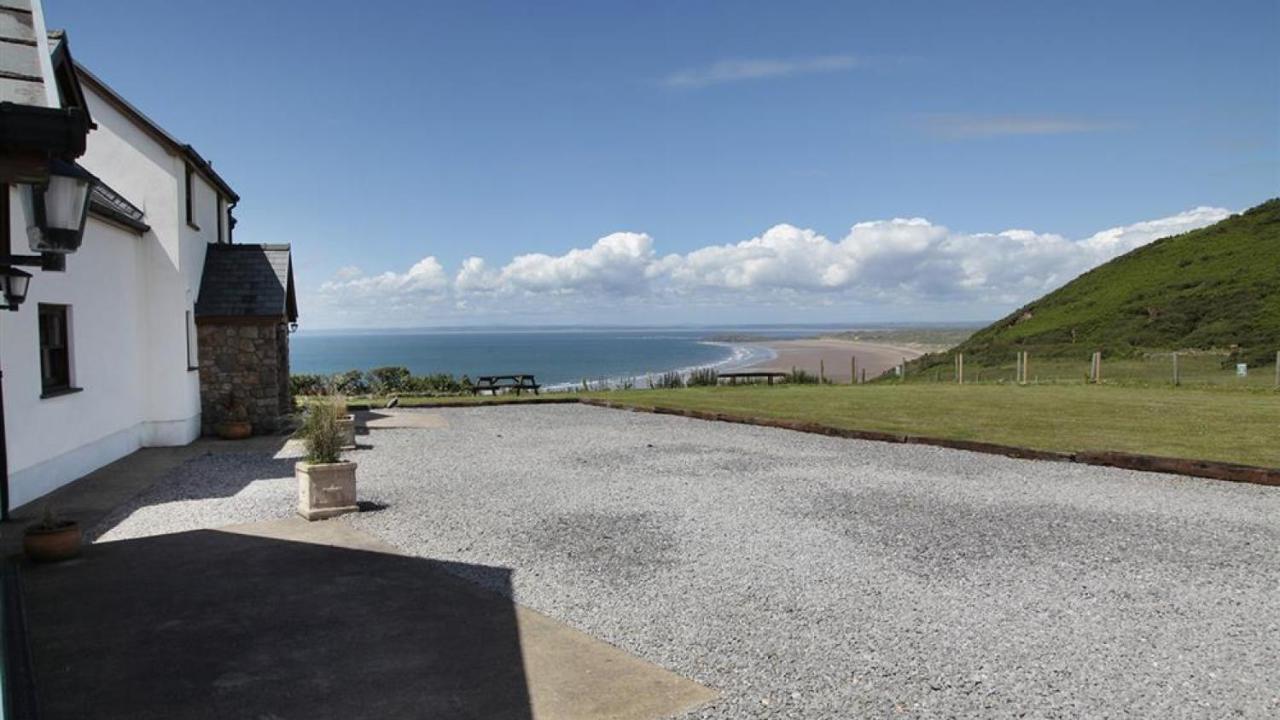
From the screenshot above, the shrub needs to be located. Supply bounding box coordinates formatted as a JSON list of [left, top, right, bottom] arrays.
[[654, 370, 685, 389], [406, 372, 467, 395], [687, 367, 719, 387], [290, 373, 329, 397], [786, 368, 819, 384], [367, 366, 411, 394], [331, 369, 369, 395], [300, 400, 343, 464]]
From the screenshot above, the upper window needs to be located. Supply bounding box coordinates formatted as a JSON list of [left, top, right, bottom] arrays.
[[184, 164, 199, 229], [38, 304, 75, 396]]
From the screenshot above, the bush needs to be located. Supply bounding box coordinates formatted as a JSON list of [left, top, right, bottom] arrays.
[[300, 400, 343, 464], [290, 373, 329, 397], [367, 366, 411, 394], [786, 368, 820, 384], [406, 372, 468, 395], [654, 370, 685, 389], [687, 367, 719, 387], [331, 369, 369, 395]]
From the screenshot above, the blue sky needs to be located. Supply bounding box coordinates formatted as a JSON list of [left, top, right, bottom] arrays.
[[48, 0, 1278, 328]]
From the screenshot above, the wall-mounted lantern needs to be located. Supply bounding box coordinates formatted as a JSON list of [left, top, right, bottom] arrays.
[[22, 159, 95, 254], [0, 267, 32, 312]]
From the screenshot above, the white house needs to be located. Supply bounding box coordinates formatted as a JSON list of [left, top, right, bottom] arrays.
[[0, 28, 295, 511]]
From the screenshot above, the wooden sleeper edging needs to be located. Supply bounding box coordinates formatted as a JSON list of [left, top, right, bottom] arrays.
[[577, 398, 1280, 487]]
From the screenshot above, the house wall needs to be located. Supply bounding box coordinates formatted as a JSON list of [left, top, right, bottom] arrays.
[[0, 79, 231, 509]]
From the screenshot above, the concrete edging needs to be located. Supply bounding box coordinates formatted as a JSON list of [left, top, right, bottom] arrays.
[[350, 397, 581, 411], [577, 398, 1280, 487]]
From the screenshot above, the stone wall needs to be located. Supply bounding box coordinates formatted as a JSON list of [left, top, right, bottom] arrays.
[[197, 321, 292, 435]]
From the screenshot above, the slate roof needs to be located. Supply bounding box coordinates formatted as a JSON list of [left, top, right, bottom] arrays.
[[89, 180, 148, 232], [195, 244, 297, 321]]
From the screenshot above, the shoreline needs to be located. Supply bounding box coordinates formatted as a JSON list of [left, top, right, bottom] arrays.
[[741, 338, 927, 382]]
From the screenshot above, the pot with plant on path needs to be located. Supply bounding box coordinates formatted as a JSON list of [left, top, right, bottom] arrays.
[[215, 391, 252, 440], [296, 401, 358, 520], [24, 506, 82, 562], [333, 395, 357, 449]]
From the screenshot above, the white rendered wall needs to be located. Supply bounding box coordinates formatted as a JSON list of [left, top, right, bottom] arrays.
[[0, 80, 226, 508]]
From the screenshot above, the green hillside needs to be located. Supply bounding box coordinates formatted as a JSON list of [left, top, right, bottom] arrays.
[[918, 198, 1280, 370]]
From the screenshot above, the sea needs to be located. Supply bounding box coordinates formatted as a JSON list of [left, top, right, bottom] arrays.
[[290, 326, 844, 390]]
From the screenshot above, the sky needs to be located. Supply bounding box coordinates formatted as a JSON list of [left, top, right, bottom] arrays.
[[47, 0, 1279, 329]]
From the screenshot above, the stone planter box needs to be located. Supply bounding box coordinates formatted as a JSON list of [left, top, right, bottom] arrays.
[[337, 414, 356, 449], [296, 460, 358, 521]]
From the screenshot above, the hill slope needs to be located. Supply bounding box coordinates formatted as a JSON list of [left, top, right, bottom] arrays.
[[920, 198, 1280, 368]]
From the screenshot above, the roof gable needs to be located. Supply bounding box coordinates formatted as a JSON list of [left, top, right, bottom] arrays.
[[195, 244, 296, 322]]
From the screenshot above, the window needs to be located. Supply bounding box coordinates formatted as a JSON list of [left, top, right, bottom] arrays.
[[185, 310, 199, 370], [184, 164, 199, 229], [1, 182, 10, 257], [38, 304, 77, 396], [216, 196, 224, 242]]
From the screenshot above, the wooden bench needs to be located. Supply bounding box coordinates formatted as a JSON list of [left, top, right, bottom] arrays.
[[716, 371, 789, 386], [472, 375, 541, 396]]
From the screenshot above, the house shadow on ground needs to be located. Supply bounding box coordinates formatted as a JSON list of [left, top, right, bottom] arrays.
[[21, 527, 532, 720]]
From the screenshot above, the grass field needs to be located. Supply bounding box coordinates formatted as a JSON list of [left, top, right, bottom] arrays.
[[901, 353, 1279, 388], [588, 384, 1280, 468]]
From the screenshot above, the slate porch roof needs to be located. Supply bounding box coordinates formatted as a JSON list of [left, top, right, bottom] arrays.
[[195, 244, 297, 322]]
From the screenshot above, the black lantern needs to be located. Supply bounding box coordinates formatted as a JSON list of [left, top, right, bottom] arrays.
[[23, 159, 96, 254], [0, 267, 32, 311]]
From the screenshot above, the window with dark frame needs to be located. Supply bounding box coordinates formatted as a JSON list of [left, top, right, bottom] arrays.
[[38, 304, 74, 395], [184, 163, 198, 229], [185, 310, 199, 369], [1, 182, 10, 257]]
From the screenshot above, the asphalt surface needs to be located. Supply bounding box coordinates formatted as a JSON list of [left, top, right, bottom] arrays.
[[98, 404, 1280, 718]]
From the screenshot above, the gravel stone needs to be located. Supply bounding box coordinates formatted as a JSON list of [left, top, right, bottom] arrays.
[[95, 404, 1280, 718]]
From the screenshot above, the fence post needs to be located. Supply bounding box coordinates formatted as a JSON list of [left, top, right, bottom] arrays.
[[860, 368, 866, 384], [819, 359, 825, 384], [1172, 352, 1180, 386], [1023, 352, 1029, 384], [851, 356, 856, 385], [957, 352, 964, 384], [1015, 351, 1023, 384]]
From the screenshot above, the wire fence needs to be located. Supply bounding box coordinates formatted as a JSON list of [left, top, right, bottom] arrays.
[[901, 351, 1280, 389]]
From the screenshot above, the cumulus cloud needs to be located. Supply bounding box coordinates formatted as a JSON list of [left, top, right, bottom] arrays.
[[920, 114, 1120, 139], [319, 256, 449, 297], [663, 55, 860, 89], [313, 206, 1230, 316]]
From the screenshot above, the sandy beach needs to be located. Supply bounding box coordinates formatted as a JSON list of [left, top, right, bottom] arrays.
[[743, 338, 926, 382]]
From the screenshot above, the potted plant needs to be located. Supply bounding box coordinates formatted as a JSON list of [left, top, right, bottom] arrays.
[[333, 395, 357, 449], [296, 401, 358, 521], [24, 506, 82, 562], [215, 391, 252, 440]]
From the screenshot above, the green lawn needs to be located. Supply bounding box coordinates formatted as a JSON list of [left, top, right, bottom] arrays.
[[588, 384, 1280, 468]]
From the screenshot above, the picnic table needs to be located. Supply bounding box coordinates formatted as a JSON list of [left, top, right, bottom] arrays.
[[716, 371, 789, 386], [471, 375, 541, 396]]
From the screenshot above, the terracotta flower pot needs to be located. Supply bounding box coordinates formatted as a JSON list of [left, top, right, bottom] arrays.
[[24, 521, 82, 563], [216, 420, 252, 440]]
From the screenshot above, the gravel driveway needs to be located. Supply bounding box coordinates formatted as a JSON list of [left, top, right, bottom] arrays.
[[98, 404, 1280, 718]]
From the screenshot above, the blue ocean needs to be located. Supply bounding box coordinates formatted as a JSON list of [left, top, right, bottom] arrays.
[[289, 327, 837, 389]]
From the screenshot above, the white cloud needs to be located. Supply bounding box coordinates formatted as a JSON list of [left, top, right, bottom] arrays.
[[920, 114, 1120, 139], [663, 55, 860, 89], [319, 256, 449, 297], [310, 206, 1231, 323]]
